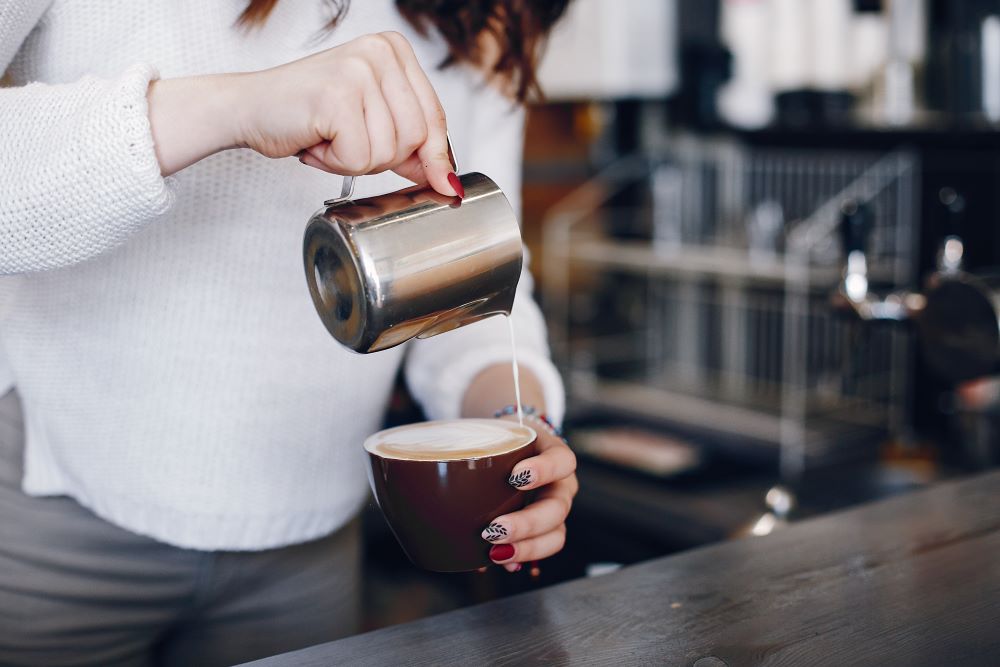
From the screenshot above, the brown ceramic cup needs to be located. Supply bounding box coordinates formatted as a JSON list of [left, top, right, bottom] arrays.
[[364, 419, 538, 572]]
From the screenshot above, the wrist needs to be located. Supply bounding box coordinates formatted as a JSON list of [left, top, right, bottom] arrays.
[[223, 70, 267, 152], [210, 73, 249, 151], [148, 73, 245, 175]]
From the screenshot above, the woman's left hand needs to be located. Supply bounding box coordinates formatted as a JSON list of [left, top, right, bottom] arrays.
[[482, 422, 578, 572]]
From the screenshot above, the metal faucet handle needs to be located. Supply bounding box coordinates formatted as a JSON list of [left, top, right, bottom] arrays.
[[840, 199, 873, 305], [840, 199, 873, 259], [833, 199, 920, 322], [324, 133, 460, 207], [937, 187, 966, 273], [765, 485, 795, 519]]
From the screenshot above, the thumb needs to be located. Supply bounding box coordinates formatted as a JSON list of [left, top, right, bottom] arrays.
[[392, 153, 427, 185], [416, 133, 462, 198]]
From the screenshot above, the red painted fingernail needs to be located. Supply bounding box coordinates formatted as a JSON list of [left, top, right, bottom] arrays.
[[490, 543, 515, 562], [447, 172, 464, 198], [513, 563, 523, 572]]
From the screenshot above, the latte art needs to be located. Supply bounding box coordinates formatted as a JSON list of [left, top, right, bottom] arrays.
[[365, 419, 536, 461]]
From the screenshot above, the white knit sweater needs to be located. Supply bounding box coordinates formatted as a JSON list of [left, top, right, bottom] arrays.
[[0, 0, 564, 550]]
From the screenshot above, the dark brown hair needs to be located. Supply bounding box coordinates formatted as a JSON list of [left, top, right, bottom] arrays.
[[238, 0, 570, 102]]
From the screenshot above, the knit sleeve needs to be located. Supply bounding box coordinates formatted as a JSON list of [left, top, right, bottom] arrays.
[[0, 63, 174, 274], [0, 0, 49, 67], [1, 0, 174, 274], [403, 80, 566, 425]]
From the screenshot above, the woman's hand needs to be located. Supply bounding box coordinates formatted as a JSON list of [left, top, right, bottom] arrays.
[[148, 31, 460, 197], [483, 422, 578, 572]]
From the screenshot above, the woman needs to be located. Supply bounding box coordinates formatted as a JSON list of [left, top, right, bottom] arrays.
[[0, 0, 576, 664]]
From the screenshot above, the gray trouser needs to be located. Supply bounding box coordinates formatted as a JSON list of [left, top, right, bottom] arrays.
[[0, 390, 361, 667]]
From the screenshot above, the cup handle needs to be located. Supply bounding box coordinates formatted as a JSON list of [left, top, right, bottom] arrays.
[[324, 132, 459, 207]]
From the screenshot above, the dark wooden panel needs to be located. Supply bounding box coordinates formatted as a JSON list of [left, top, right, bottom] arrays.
[[246, 472, 1000, 667]]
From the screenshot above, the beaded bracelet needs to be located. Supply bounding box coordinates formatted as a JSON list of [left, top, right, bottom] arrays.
[[493, 404, 567, 443]]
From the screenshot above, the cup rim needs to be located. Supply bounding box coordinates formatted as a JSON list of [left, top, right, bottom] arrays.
[[363, 418, 537, 462]]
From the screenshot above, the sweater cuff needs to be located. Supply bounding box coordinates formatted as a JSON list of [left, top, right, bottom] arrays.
[[82, 62, 174, 224], [412, 343, 566, 427]]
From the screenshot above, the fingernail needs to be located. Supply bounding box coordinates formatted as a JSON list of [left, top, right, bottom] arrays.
[[489, 543, 515, 562], [447, 172, 465, 198], [508, 469, 533, 489], [513, 563, 523, 572], [482, 522, 508, 542]]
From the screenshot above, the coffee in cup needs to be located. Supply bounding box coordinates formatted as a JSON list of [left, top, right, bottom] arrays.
[[364, 419, 537, 572]]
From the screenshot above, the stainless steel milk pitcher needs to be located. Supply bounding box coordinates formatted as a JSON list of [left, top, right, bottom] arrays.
[[303, 159, 523, 353]]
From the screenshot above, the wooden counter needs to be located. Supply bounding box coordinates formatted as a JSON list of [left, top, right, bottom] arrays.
[[247, 471, 1000, 666]]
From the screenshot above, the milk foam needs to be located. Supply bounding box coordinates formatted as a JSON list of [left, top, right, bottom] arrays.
[[365, 419, 536, 461]]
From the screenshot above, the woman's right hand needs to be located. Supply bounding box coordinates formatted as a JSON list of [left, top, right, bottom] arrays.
[[148, 31, 461, 197]]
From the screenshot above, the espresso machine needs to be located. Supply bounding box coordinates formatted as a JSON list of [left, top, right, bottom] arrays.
[[835, 189, 1000, 467]]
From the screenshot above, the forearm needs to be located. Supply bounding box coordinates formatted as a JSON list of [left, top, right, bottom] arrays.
[[147, 74, 244, 176], [460, 364, 546, 419]]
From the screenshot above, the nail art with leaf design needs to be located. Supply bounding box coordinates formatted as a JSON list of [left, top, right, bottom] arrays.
[[482, 522, 508, 542], [508, 469, 532, 488]]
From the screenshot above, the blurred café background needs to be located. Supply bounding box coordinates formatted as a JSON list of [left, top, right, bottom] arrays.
[[365, 0, 1000, 630]]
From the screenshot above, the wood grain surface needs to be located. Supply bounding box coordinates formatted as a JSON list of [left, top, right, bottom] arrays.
[[245, 471, 1000, 667]]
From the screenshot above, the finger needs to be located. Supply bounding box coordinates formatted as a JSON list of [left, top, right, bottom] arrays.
[[508, 440, 577, 491], [297, 148, 337, 174], [315, 86, 371, 175], [301, 140, 335, 167], [380, 31, 457, 197], [362, 86, 397, 173], [538, 474, 579, 502], [482, 495, 570, 544], [393, 156, 463, 207], [377, 51, 428, 167], [489, 526, 567, 564], [391, 154, 429, 186], [484, 476, 576, 544]]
